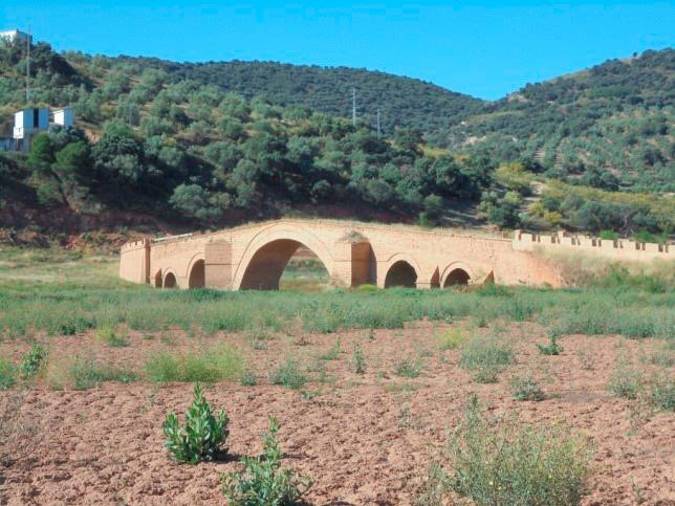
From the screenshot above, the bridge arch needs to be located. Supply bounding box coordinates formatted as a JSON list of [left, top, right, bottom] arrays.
[[383, 253, 421, 288], [163, 270, 178, 288], [233, 224, 335, 290], [187, 255, 206, 289], [440, 261, 474, 288]]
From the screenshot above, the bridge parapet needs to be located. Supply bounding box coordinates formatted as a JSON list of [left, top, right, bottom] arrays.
[[513, 230, 672, 260]]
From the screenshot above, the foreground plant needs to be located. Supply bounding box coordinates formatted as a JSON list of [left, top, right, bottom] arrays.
[[537, 333, 563, 356], [222, 417, 312, 505], [511, 373, 545, 401], [163, 384, 229, 464], [425, 395, 592, 505], [459, 336, 513, 383]]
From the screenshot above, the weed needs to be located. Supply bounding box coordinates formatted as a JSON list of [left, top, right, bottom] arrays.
[[576, 347, 595, 371], [319, 339, 341, 361], [511, 373, 545, 401], [95, 326, 129, 347], [163, 384, 229, 464], [436, 327, 467, 351], [648, 373, 674, 411], [270, 358, 307, 390], [0, 358, 17, 390], [19, 344, 47, 379], [445, 395, 592, 505], [145, 344, 244, 383], [395, 357, 423, 378], [352, 344, 366, 374], [607, 359, 644, 400], [222, 417, 312, 505], [460, 336, 513, 383], [537, 333, 563, 356]]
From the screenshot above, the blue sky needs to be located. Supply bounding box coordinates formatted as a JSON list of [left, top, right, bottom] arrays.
[[1, 1, 673, 99]]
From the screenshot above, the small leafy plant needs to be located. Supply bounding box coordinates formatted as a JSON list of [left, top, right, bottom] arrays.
[[19, 343, 48, 379], [607, 359, 643, 400], [0, 357, 17, 390], [460, 336, 513, 383], [222, 417, 312, 505], [163, 384, 229, 464]]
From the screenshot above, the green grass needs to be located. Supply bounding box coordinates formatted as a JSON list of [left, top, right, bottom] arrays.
[[145, 344, 244, 383], [0, 248, 673, 341], [395, 357, 424, 378], [0, 357, 17, 390], [270, 358, 307, 390]]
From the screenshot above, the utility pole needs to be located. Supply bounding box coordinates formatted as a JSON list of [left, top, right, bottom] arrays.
[[25, 27, 31, 104], [376, 109, 381, 137], [351, 87, 357, 127]]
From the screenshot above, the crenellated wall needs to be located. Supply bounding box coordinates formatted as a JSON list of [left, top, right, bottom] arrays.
[[119, 219, 672, 290]]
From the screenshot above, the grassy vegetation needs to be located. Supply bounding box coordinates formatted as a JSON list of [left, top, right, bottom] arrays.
[[145, 344, 244, 383], [1, 251, 673, 342], [435, 396, 592, 505], [459, 336, 514, 383]]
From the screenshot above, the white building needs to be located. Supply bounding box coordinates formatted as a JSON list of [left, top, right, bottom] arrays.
[[0, 29, 31, 45], [13, 108, 49, 140]]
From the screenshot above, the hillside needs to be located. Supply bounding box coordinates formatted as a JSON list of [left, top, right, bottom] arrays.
[[444, 49, 675, 192], [0, 39, 673, 244]]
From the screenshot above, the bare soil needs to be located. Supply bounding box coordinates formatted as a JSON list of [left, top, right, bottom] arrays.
[[1, 322, 673, 505]]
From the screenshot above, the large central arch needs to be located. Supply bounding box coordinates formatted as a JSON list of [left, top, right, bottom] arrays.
[[233, 225, 335, 290]]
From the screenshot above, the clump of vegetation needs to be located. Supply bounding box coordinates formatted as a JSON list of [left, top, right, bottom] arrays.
[[537, 333, 563, 356], [607, 359, 644, 400], [460, 336, 513, 383], [511, 373, 545, 401], [433, 395, 592, 505], [648, 374, 674, 412], [95, 326, 129, 347], [145, 344, 244, 383], [163, 384, 229, 464], [222, 417, 312, 505], [19, 343, 48, 379], [395, 357, 423, 378], [270, 358, 307, 390], [436, 327, 467, 350], [68, 356, 138, 390], [352, 344, 366, 374], [0, 357, 17, 390]]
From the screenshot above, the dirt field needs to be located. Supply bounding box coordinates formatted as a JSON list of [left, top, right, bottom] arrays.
[[1, 321, 673, 505]]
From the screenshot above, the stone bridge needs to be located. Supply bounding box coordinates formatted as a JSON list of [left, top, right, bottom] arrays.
[[119, 219, 673, 290]]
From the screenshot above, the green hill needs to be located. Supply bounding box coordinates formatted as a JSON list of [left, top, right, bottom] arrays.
[[0, 39, 673, 243]]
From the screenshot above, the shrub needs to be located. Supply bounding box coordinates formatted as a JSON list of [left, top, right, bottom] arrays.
[[145, 344, 244, 383], [222, 417, 312, 505], [537, 334, 563, 356], [163, 384, 229, 464], [19, 343, 48, 379], [436, 327, 467, 350], [607, 359, 643, 400], [460, 337, 513, 383], [270, 358, 307, 390], [395, 357, 423, 378], [0, 357, 17, 390], [352, 344, 366, 374], [511, 373, 545, 401], [445, 396, 591, 505]]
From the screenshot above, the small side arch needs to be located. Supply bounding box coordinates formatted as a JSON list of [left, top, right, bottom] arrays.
[[163, 270, 178, 289], [153, 269, 162, 288], [440, 261, 474, 288]]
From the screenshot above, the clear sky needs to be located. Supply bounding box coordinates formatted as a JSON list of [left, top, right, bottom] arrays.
[[1, 1, 673, 99]]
